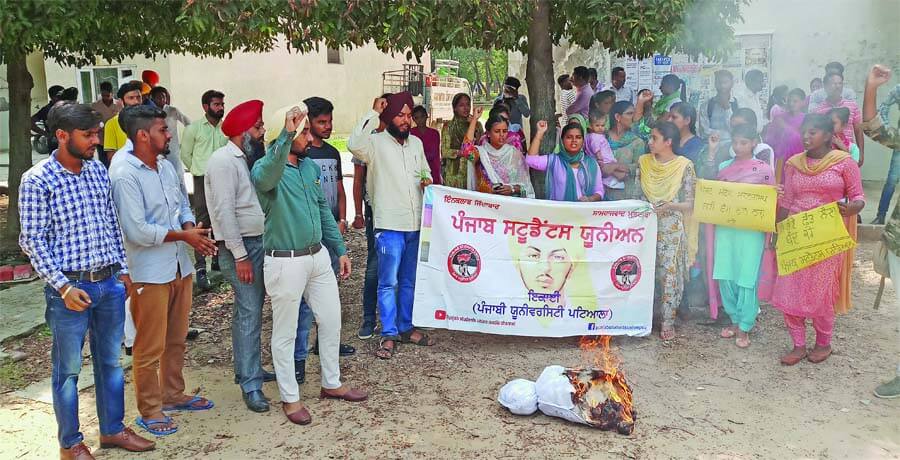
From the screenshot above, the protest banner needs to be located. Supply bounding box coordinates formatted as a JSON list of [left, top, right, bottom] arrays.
[[412, 186, 657, 337], [775, 202, 856, 276], [692, 179, 777, 232]]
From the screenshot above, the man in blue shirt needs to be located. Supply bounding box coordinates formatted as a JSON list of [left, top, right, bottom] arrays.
[[19, 102, 155, 459], [109, 105, 218, 437]]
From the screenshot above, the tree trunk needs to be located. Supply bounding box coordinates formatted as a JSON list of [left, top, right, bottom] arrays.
[[484, 51, 495, 99], [471, 58, 484, 100], [4, 50, 34, 240], [525, 0, 555, 199]]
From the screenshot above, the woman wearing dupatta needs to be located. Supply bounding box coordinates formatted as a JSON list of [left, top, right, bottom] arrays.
[[773, 114, 865, 366], [605, 101, 647, 200], [709, 124, 776, 348], [460, 107, 534, 198], [765, 88, 807, 182], [637, 121, 698, 340], [440, 93, 483, 189], [526, 120, 604, 202]]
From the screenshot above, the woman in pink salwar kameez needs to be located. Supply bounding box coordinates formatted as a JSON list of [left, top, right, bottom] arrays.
[[765, 88, 807, 183], [772, 114, 865, 366]]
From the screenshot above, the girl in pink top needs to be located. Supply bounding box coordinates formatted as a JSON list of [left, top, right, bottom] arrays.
[[772, 114, 864, 366]]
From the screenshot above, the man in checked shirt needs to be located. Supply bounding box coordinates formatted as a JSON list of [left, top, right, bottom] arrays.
[[18, 103, 155, 459]]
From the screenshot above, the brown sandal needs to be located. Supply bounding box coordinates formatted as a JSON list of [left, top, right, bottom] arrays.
[[375, 338, 397, 360], [780, 347, 807, 366], [807, 346, 832, 363], [401, 329, 435, 346]]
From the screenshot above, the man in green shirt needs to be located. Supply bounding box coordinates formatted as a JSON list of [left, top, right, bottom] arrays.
[[180, 89, 228, 289], [250, 106, 368, 425]]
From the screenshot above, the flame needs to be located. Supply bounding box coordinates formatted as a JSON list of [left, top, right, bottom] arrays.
[[568, 335, 635, 432]]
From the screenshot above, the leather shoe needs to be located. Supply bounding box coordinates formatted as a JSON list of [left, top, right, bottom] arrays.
[[234, 370, 277, 384], [243, 390, 270, 413], [283, 404, 312, 425], [295, 360, 306, 384], [60, 442, 94, 459], [99, 427, 155, 452], [320, 387, 369, 402], [310, 342, 357, 357]]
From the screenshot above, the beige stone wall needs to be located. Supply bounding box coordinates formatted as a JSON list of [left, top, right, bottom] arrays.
[[40, 42, 427, 137]]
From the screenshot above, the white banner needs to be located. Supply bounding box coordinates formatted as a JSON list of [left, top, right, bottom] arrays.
[[412, 186, 657, 337]]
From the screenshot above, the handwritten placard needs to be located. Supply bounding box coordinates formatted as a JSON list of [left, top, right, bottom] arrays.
[[692, 179, 776, 232], [775, 202, 856, 276]]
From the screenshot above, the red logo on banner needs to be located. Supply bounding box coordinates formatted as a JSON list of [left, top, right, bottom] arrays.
[[611, 255, 641, 291], [447, 244, 481, 283], [434, 310, 447, 320]]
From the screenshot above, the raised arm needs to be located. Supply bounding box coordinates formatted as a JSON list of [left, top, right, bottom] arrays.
[[348, 97, 387, 164], [251, 108, 305, 193], [862, 65, 899, 150], [527, 120, 550, 156], [463, 106, 484, 144]]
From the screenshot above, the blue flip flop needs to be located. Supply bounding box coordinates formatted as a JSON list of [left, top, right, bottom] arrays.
[[135, 416, 178, 436], [162, 395, 215, 412]]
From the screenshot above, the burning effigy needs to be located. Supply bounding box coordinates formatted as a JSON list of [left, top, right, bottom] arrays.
[[498, 336, 635, 434]]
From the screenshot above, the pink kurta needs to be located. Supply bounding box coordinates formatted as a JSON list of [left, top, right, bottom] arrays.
[[771, 157, 864, 317]]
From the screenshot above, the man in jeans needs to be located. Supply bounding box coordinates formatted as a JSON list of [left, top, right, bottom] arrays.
[[180, 89, 228, 289], [110, 105, 218, 436], [348, 92, 436, 359], [352, 94, 391, 340], [205, 99, 276, 413], [252, 105, 367, 425], [291, 97, 355, 384], [872, 83, 900, 225], [19, 103, 155, 459]]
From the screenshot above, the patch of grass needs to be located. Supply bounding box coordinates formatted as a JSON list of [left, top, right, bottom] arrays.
[[0, 360, 25, 389], [36, 324, 51, 337], [330, 137, 348, 153]]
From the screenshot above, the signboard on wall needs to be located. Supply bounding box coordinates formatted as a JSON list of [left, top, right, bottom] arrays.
[[615, 33, 774, 109]]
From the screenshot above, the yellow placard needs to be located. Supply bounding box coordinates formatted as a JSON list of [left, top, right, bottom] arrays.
[[775, 202, 856, 276], [692, 179, 777, 232]]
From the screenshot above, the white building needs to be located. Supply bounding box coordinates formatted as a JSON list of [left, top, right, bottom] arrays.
[[1, 42, 428, 153]]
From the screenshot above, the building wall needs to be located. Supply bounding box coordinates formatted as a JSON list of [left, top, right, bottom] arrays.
[[40, 43, 426, 137], [734, 0, 899, 181], [508, 0, 900, 180]]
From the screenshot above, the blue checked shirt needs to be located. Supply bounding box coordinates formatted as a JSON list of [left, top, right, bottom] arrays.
[[18, 153, 129, 290]]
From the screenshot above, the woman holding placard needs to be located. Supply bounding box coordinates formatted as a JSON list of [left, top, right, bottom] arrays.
[[635, 121, 698, 340], [707, 124, 776, 348], [772, 113, 865, 365]]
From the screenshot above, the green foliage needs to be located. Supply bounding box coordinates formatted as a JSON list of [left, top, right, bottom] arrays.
[[0, 360, 25, 389], [433, 48, 508, 100], [0, 0, 284, 65]]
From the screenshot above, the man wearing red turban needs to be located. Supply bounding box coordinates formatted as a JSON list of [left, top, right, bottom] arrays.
[[141, 70, 160, 87], [348, 91, 436, 359], [205, 100, 278, 413]]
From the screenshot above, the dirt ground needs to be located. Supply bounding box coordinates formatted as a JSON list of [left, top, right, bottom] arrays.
[[1, 230, 899, 459]]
